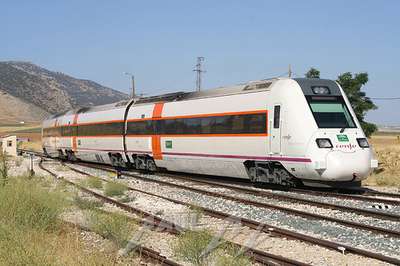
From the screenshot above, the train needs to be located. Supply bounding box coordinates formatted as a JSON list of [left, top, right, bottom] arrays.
[[42, 77, 378, 187]]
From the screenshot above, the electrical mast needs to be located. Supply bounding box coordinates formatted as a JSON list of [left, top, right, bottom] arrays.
[[193, 57, 205, 91]]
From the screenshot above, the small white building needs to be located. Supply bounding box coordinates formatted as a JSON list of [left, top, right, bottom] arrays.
[[0, 135, 17, 157]]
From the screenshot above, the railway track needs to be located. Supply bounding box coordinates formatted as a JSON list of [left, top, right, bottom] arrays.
[[56, 161, 400, 265], [21, 150, 400, 264], [69, 161, 400, 238], [39, 159, 309, 266], [64, 221, 181, 266], [155, 170, 400, 206], [19, 149, 400, 204], [128, 170, 400, 221]]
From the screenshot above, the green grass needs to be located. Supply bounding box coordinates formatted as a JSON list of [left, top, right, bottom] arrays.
[[88, 210, 137, 247], [0, 175, 119, 265], [173, 230, 217, 266], [215, 244, 252, 266], [173, 230, 252, 266], [0, 176, 64, 265], [0, 223, 50, 266], [0, 177, 66, 231], [189, 204, 204, 225], [104, 181, 128, 197], [86, 176, 103, 189], [119, 195, 136, 203], [73, 195, 104, 210]]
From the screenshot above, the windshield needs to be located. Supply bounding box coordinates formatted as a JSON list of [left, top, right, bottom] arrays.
[[307, 96, 356, 128]]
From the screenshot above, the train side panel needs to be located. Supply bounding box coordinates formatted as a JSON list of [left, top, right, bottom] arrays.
[[74, 107, 126, 164], [146, 90, 271, 179]]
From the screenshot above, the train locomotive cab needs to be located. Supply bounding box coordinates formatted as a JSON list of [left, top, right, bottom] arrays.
[[291, 79, 378, 187]]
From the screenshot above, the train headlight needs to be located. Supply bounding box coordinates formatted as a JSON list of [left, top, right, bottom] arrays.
[[312, 86, 330, 95], [316, 138, 333, 148], [357, 138, 369, 148]]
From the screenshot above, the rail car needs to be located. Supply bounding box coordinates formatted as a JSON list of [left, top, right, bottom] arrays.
[[42, 77, 378, 187]]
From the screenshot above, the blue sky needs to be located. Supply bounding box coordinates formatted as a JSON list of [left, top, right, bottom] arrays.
[[1, 0, 399, 125]]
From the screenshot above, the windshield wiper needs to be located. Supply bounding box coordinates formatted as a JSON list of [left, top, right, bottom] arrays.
[[340, 127, 346, 133]]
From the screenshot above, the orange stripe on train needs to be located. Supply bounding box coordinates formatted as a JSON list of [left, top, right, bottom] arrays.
[[152, 102, 164, 160]]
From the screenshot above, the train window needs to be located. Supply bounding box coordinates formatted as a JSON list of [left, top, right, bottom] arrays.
[[78, 123, 124, 136], [44, 112, 268, 138], [200, 117, 214, 134], [184, 118, 201, 134], [307, 96, 356, 128], [231, 115, 245, 133], [127, 121, 153, 135], [273, 106, 280, 128], [245, 114, 266, 133], [213, 116, 232, 134]]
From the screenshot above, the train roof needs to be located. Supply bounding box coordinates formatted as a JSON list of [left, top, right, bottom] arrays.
[[48, 77, 337, 118]]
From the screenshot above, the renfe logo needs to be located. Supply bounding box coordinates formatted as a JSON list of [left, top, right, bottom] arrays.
[[337, 134, 349, 142], [335, 143, 357, 150]]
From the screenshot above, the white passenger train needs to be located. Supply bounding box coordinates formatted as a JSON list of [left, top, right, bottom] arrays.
[[42, 78, 378, 187]]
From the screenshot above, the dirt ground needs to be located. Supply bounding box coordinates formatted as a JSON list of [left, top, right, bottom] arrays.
[[364, 133, 400, 188]]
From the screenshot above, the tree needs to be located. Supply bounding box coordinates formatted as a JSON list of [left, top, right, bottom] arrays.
[[304, 68, 377, 137], [336, 72, 377, 137], [305, 68, 320, 78]]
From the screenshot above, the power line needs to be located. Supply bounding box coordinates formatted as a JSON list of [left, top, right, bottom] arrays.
[[370, 97, 400, 100]]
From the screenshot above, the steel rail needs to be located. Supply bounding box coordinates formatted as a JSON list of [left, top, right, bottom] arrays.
[[39, 159, 308, 266], [63, 162, 400, 265], [20, 149, 400, 204], [290, 188, 400, 205], [69, 162, 400, 238], [62, 221, 182, 266], [135, 171, 400, 221]]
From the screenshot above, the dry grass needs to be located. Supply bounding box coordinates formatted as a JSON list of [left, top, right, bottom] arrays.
[[364, 133, 400, 188], [0, 176, 118, 265], [104, 181, 128, 197], [88, 211, 138, 248], [19, 140, 42, 152], [173, 230, 252, 266], [0, 224, 117, 265]]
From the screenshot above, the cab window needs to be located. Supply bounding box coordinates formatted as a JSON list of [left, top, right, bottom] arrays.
[[307, 96, 356, 128]]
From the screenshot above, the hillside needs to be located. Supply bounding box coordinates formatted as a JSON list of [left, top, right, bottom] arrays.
[[0, 61, 128, 122]]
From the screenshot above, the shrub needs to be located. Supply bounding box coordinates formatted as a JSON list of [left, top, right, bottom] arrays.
[[0, 178, 66, 231], [120, 195, 136, 203], [74, 195, 104, 210], [88, 211, 137, 247], [0, 149, 9, 187], [104, 181, 127, 197], [86, 176, 103, 189], [174, 230, 221, 266], [14, 156, 23, 167], [215, 244, 252, 266]]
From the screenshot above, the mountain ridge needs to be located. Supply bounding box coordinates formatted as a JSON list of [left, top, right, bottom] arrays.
[[0, 61, 129, 123]]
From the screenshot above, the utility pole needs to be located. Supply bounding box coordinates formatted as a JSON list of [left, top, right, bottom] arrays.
[[193, 57, 205, 91], [288, 64, 292, 78], [124, 72, 135, 98]]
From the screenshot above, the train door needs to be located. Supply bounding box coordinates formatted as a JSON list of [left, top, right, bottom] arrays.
[[270, 104, 282, 154]]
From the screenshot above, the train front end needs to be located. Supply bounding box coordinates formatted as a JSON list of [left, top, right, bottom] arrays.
[[294, 79, 378, 187]]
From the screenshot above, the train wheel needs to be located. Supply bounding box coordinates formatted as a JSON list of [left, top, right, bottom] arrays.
[[147, 159, 157, 172]]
